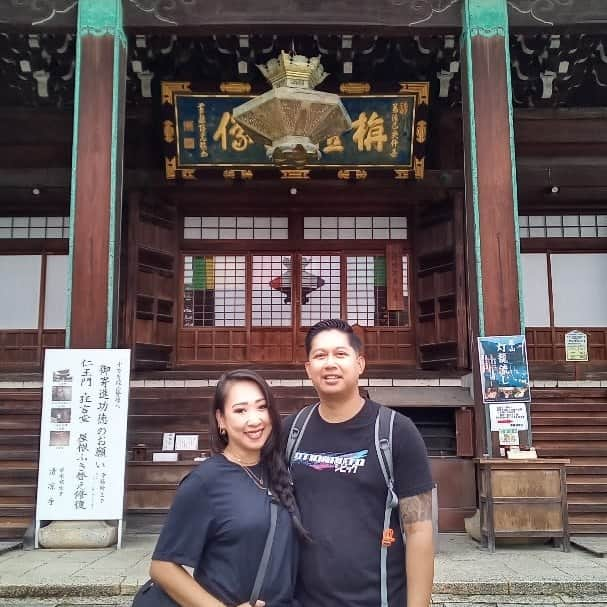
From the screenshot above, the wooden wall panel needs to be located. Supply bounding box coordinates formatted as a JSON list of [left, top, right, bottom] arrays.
[[430, 457, 477, 532], [527, 328, 607, 362], [0, 330, 65, 370]]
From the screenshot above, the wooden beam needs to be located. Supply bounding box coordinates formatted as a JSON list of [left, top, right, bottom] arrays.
[[122, 0, 463, 34], [508, 0, 607, 32], [4, 0, 606, 34], [0, 1, 76, 32]]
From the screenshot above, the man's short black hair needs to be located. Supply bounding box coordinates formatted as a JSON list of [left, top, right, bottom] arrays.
[[304, 319, 363, 357]]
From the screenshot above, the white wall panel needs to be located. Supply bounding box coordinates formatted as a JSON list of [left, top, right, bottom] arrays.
[[0, 255, 41, 329], [44, 255, 68, 329], [551, 253, 607, 327], [521, 253, 551, 327]]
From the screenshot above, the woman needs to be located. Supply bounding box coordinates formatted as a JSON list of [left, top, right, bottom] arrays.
[[149, 369, 307, 607]]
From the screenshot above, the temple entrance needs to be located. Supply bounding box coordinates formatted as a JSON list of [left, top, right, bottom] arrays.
[[177, 247, 413, 365]]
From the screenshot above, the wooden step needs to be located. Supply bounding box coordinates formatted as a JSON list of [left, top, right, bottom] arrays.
[[532, 415, 607, 426], [0, 402, 41, 415], [567, 477, 607, 493], [0, 466, 37, 482], [0, 495, 36, 506], [0, 517, 30, 541], [0, 459, 39, 469], [536, 443, 607, 456], [569, 513, 607, 525], [569, 496, 607, 513], [567, 463, 607, 474], [569, 522, 607, 534], [0, 415, 41, 431], [127, 482, 185, 491], [0, 484, 37, 497], [127, 462, 194, 484], [0, 434, 40, 449], [533, 429, 607, 440], [127, 414, 209, 432], [0, 505, 34, 517], [0, 449, 38, 460], [532, 401, 607, 412]]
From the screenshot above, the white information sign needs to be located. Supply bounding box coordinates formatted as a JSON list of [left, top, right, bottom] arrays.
[[162, 432, 176, 451], [489, 402, 529, 431], [499, 428, 520, 446], [565, 330, 589, 362], [175, 434, 199, 451], [36, 349, 131, 545]]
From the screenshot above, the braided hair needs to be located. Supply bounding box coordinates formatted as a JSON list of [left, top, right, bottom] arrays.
[[210, 369, 311, 542]]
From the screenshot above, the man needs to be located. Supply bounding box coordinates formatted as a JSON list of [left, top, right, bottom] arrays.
[[286, 319, 434, 607]]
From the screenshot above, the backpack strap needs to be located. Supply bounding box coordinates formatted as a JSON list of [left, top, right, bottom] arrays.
[[285, 403, 318, 470], [374, 406, 397, 607], [249, 496, 278, 606]]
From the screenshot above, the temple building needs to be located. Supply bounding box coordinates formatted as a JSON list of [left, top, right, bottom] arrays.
[[0, 0, 606, 541]]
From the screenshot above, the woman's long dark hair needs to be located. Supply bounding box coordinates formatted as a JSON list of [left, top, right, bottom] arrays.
[[210, 369, 310, 541]]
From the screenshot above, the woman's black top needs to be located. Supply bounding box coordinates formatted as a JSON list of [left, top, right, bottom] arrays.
[[152, 455, 298, 607]]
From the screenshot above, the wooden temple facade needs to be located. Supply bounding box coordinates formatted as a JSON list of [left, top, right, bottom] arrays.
[[0, 0, 606, 540]]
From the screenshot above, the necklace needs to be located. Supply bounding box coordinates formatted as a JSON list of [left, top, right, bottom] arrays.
[[223, 448, 259, 466], [222, 450, 266, 491], [240, 464, 266, 491]]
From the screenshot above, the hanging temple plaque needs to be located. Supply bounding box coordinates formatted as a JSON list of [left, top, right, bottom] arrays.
[[161, 81, 429, 180]]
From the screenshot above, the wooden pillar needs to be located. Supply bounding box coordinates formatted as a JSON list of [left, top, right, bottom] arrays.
[[461, 0, 524, 455], [66, 0, 126, 348]]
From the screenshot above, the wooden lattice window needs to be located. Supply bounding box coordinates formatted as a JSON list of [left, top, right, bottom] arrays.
[[252, 255, 292, 327], [347, 255, 409, 327], [183, 255, 246, 327]]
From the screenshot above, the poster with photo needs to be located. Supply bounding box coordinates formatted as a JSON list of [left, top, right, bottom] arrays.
[[36, 349, 131, 522], [478, 335, 531, 404]]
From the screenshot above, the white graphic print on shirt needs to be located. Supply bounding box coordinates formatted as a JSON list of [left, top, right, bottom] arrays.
[[293, 449, 368, 474]]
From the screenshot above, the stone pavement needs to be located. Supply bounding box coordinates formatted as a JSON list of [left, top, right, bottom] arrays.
[[0, 534, 607, 605]]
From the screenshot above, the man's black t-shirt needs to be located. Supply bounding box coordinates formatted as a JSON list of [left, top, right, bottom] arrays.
[[152, 455, 298, 607], [285, 400, 433, 607]]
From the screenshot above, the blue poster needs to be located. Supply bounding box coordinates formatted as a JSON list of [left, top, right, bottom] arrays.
[[478, 335, 531, 404]]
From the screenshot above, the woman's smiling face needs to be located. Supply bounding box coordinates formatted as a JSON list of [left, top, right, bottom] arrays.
[[216, 379, 272, 461]]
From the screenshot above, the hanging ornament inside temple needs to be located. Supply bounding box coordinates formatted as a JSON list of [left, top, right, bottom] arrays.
[[232, 51, 352, 167], [270, 257, 325, 304]]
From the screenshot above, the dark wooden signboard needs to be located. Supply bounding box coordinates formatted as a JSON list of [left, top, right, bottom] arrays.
[[161, 81, 429, 180]]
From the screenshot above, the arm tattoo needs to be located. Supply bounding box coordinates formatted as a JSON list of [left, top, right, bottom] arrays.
[[399, 490, 432, 528]]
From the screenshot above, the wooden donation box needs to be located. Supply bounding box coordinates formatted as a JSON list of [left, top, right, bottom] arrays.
[[477, 458, 570, 552]]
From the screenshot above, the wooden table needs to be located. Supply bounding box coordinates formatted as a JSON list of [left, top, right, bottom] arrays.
[[476, 458, 570, 552]]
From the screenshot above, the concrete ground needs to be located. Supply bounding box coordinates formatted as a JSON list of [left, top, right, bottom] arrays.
[[0, 534, 606, 605]]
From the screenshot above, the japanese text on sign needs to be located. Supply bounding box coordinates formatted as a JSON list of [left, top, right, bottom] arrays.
[[489, 402, 529, 432], [37, 349, 131, 521], [478, 335, 531, 404], [173, 94, 416, 168]]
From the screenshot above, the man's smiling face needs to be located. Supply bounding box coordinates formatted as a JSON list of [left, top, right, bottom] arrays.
[[305, 329, 365, 400]]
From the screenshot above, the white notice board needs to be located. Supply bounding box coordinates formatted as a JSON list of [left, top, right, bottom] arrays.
[[36, 349, 131, 546]]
